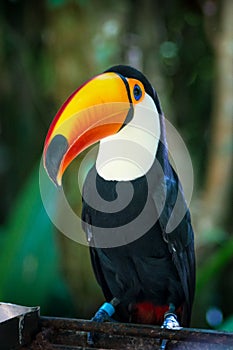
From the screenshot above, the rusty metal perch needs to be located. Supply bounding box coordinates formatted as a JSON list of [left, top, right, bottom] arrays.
[[1, 303, 233, 350]]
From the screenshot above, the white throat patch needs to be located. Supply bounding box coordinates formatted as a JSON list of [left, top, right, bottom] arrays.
[[96, 93, 161, 181]]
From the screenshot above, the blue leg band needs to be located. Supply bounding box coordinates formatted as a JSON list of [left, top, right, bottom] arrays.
[[99, 302, 115, 317]]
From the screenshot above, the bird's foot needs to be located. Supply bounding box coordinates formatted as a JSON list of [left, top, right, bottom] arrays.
[[160, 313, 182, 350], [87, 302, 115, 345], [161, 312, 182, 330]]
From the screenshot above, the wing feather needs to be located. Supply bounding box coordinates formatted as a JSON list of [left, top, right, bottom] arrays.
[[153, 140, 195, 326]]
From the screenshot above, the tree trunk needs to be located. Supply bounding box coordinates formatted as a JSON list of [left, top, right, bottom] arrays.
[[200, 0, 233, 232]]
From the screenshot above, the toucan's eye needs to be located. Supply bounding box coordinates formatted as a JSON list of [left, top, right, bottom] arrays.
[[133, 84, 142, 101]]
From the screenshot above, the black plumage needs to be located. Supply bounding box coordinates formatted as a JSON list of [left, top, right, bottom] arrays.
[[81, 65, 195, 326]]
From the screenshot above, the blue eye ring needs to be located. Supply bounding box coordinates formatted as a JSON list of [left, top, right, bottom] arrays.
[[133, 84, 142, 101]]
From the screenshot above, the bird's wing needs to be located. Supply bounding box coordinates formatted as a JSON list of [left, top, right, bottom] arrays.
[[89, 246, 113, 301], [81, 180, 113, 302], [152, 142, 195, 326]]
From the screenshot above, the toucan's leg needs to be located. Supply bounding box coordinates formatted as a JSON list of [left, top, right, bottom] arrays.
[[87, 297, 120, 345], [160, 304, 182, 350], [161, 303, 181, 329]]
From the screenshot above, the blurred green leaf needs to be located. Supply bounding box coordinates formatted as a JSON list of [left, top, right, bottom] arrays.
[[0, 164, 72, 314], [160, 41, 178, 59], [196, 237, 233, 293], [47, 0, 66, 8], [219, 315, 233, 332], [198, 227, 227, 246]]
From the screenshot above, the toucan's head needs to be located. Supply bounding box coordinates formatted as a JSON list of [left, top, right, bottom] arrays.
[[43, 65, 162, 186]]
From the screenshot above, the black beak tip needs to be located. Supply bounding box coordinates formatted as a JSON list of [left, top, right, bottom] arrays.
[[45, 134, 68, 186]]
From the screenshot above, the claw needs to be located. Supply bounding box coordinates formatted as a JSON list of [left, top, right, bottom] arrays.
[[160, 312, 182, 349], [87, 309, 109, 345], [160, 339, 168, 350], [161, 312, 182, 330], [87, 332, 95, 346], [87, 302, 116, 345]]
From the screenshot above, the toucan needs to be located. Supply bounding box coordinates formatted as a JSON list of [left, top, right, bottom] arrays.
[[43, 65, 195, 344]]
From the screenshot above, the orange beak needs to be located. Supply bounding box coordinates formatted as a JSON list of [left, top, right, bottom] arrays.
[[43, 72, 138, 186]]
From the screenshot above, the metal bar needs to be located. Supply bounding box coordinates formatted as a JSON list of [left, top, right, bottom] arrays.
[[40, 316, 233, 346]]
